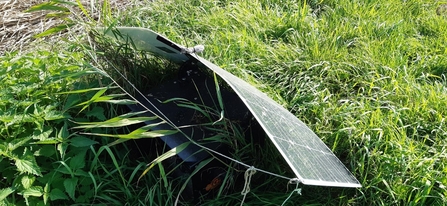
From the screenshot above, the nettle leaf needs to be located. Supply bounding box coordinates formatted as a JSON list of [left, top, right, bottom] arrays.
[[32, 127, 53, 141], [43, 183, 49, 205], [49, 188, 68, 201], [21, 175, 36, 189], [0, 144, 7, 154], [70, 136, 98, 147], [69, 151, 86, 170], [43, 110, 67, 121], [15, 148, 42, 176], [57, 142, 68, 158], [64, 177, 78, 201], [7, 136, 33, 151], [73, 169, 89, 178], [85, 106, 106, 121], [57, 123, 69, 139], [21, 186, 43, 197], [34, 145, 56, 157], [63, 94, 81, 111], [0, 187, 15, 201]]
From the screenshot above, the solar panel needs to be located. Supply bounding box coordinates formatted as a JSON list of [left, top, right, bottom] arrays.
[[103, 26, 361, 187], [193, 56, 361, 187]]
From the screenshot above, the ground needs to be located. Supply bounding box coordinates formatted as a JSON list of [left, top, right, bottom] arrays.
[[0, 0, 137, 55]]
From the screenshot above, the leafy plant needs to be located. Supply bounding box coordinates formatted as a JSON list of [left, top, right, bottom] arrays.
[[0, 49, 99, 205], [4, 0, 447, 205]]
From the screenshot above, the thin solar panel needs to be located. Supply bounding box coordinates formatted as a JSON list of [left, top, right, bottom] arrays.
[[103, 26, 361, 187], [192, 56, 361, 187]]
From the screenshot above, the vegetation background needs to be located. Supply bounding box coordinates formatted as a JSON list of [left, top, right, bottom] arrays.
[[0, 0, 446, 205]]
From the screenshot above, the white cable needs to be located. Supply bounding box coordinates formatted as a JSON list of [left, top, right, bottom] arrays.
[[240, 166, 256, 206]]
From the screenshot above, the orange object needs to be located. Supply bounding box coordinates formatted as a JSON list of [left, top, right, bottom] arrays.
[[205, 177, 222, 191]]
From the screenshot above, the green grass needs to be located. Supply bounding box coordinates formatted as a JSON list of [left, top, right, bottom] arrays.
[[1, 0, 447, 205]]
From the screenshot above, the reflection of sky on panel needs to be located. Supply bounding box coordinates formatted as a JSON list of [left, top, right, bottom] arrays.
[[196, 56, 361, 188]]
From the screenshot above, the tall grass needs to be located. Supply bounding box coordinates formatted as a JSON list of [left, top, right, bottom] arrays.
[[2, 0, 446, 205]]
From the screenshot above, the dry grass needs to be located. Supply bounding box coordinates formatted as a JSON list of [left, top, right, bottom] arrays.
[[0, 0, 140, 55], [0, 0, 58, 55]]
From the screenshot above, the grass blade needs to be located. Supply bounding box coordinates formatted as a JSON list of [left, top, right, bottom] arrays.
[[137, 142, 190, 184]]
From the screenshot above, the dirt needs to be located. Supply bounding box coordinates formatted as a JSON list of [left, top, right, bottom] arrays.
[[0, 0, 140, 55]]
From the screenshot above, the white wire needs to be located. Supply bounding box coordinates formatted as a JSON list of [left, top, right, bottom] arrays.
[[240, 166, 256, 206]]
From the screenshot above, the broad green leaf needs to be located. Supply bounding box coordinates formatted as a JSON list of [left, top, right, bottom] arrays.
[[78, 110, 150, 122], [15, 149, 42, 176], [0, 144, 6, 154], [32, 138, 62, 145], [49, 188, 68, 201], [95, 99, 137, 105], [214, 73, 225, 111], [89, 95, 113, 102], [45, 11, 70, 18], [57, 123, 69, 139], [85, 106, 106, 121], [57, 142, 68, 159], [34, 23, 76, 38], [131, 123, 171, 134], [0, 187, 15, 201], [75, 88, 108, 113], [136, 130, 178, 138], [26, 3, 69, 12], [82, 129, 177, 139], [43, 183, 49, 205], [56, 160, 74, 177], [63, 94, 81, 111], [34, 145, 56, 157], [84, 62, 109, 77], [49, 69, 101, 83], [157, 163, 168, 188], [73, 116, 159, 129], [69, 136, 98, 147], [58, 86, 113, 95], [22, 186, 43, 197], [63, 177, 78, 200], [106, 138, 129, 147], [7, 136, 32, 151], [73, 169, 89, 178], [43, 110, 67, 121], [32, 127, 53, 141], [138, 142, 189, 184], [21, 175, 35, 189], [51, 0, 77, 5], [69, 151, 86, 170]]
